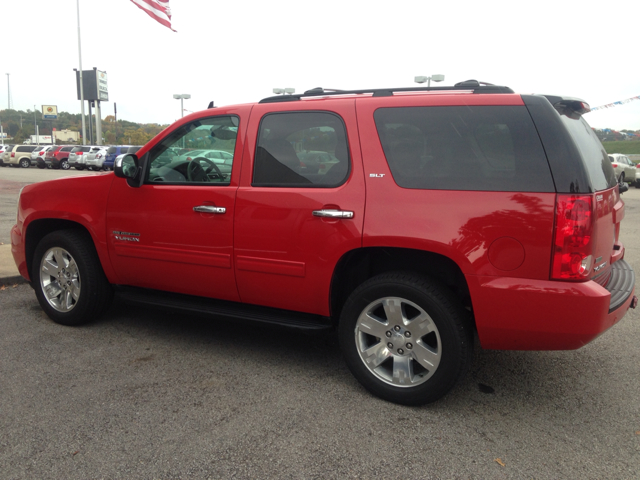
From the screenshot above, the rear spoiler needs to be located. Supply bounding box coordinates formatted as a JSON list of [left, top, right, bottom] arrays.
[[543, 95, 591, 119]]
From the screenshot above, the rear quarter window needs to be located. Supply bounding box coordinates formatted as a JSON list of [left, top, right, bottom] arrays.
[[559, 116, 616, 191], [374, 106, 555, 192]]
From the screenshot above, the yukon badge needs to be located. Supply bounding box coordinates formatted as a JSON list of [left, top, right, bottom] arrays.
[[113, 231, 140, 242]]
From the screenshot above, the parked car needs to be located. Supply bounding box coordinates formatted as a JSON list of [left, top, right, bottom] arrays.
[[67, 146, 99, 170], [33, 146, 54, 169], [0, 144, 11, 166], [4, 144, 38, 168], [11, 80, 636, 406], [609, 153, 637, 185], [46, 145, 77, 170], [102, 146, 133, 171], [84, 146, 110, 171]]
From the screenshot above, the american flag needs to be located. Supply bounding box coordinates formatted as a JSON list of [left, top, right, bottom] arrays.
[[130, 0, 176, 31]]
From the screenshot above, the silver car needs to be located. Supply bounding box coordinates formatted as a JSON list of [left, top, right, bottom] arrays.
[[84, 147, 110, 170], [68, 145, 99, 170], [609, 153, 637, 185]]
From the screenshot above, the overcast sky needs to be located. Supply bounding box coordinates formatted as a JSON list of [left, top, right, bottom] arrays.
[[2, 0, 639, 130]]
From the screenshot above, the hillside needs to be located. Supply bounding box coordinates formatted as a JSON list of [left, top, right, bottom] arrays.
[[0, 108, 169, 145]]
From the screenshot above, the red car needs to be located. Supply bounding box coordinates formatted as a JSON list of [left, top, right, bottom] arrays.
[[45, 145, 77, 170], [11, 80, 636, 405]]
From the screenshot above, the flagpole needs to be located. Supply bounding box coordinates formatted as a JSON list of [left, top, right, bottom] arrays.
[[77, 0, 87, 145]]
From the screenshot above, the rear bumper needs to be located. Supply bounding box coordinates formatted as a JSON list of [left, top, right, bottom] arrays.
[[469, 259, 635, 350]]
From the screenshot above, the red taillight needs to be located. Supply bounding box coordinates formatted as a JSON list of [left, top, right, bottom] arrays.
[[187, 157, 192, 161], [11, 152, 15, 157], [551, 194, 594, 280], [612, 163, 618, 168]]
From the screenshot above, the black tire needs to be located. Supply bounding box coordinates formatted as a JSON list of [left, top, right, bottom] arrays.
[[37, 163, 46, 169], [60, 160, 69, 170], [32, 230, 113, 326], [75, 165, 85, 171], [20, 158, 30, 168], [339, 272, 473, 406]]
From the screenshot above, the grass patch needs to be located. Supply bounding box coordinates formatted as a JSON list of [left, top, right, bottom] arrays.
[[601, 140, 640, 155]]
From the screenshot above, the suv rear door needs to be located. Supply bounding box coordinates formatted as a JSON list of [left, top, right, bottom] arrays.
[[234, 99, 365, 316]]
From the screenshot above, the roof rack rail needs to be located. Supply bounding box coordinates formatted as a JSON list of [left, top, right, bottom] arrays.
[[259, 80, 514, 103]]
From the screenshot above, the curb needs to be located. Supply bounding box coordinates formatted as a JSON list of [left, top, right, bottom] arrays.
[[0, 275, 28, 286]]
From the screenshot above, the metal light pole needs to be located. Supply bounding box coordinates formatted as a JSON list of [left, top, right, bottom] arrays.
[[76, 0, 87, 144], [6, 73, 9, 109], [414, 74, 445, 87], [34, 105, 38, 145], [173, 94, 191, 118]]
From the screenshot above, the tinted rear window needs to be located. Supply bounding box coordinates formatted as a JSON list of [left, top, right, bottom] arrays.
[[107, 147, 118, 154], [374, 106, 554, 192], [62, 147, 74, 152], [17, 146, 37, 152], [559, 116, 616, 191]]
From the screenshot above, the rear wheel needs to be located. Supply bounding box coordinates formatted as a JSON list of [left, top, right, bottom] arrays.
[[339, 272, 473, 405], [32, 230, 113, 326], [60, 160, 69, 170], [19, 158, 30, 168], [37, 162, 46, 169], [75, 165, 85, 170]]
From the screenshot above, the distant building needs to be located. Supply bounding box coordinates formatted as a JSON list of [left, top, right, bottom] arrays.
[[54, 129, 80, 143]]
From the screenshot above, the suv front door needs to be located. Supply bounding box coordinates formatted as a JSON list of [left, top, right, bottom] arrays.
[[106, 108, 249, 301]]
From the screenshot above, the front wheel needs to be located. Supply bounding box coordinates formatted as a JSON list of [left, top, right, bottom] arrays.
[[32, 230, 113, 326], [339, 272, 473, 405]]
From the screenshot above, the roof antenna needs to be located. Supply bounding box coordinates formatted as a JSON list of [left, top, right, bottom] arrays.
[[208, 101, 215, 109]]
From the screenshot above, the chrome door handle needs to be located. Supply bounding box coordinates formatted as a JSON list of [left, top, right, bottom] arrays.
[[312, 209, 354, 219], [193, 206, 226, 214]]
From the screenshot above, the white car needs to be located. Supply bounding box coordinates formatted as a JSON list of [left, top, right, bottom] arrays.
[[84, 147, 110, 170], [31, 145, 54, 168], [68, 145, 100, 170], [609, 153, 636, 185]]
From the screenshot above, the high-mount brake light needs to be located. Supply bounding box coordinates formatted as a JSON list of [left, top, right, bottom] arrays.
[[551, 194, 594, 280]]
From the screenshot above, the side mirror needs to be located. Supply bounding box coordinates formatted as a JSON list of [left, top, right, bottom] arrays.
[[114, 154, 144, 187]]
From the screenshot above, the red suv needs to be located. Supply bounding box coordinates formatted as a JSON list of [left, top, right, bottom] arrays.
[[11, 80, 636, 405], [45, 145, 77, 170]]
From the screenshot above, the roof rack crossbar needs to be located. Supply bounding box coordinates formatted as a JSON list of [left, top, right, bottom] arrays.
[[259, 81, 513, 103]]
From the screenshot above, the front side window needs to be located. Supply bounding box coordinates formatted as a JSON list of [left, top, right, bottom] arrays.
[[374, 106, 555, 192], [252, 111, 350, 187], [145, 116, 239, 185]]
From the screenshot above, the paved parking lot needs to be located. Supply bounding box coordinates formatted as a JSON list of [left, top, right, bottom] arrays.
[[1, 169, 639, 479]]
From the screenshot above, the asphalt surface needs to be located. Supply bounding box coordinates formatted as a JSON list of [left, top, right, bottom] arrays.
[[1, 168, 639, 479]]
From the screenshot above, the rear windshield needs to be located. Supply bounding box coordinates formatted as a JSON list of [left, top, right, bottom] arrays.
[[107, 147, 118, 154], [374, 106, 555, 192], [559, 115, 616, 191]]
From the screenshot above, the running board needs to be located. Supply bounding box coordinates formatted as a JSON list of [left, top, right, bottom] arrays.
[[114, 286, 334, 331]]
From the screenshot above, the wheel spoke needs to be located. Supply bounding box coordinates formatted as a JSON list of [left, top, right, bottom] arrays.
[[392, 355, 413, 385], [41, 258, 60, 278], [356, 312, 389, 339], [412, 342, 441, 371], [68, 281, 81, 302], [409, 311, 437, 335], [361, 342, 391, 369], [382, 298, 405, 324]]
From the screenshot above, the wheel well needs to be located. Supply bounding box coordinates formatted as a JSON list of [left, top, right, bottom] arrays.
[[330, 247, 471, 321], [25, 219, 90, 278]]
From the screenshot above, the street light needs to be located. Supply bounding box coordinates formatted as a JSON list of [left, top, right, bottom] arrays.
[[273, 88, 295, 95], [414, 74, 445, 87], [173, 94, 191, 118]]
